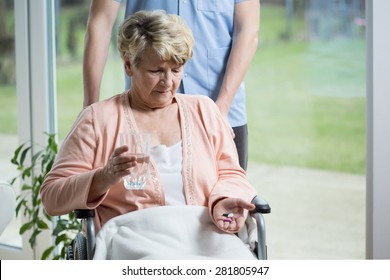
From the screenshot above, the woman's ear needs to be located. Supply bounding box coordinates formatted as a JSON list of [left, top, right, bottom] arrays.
[[124, 57, 133, 76]]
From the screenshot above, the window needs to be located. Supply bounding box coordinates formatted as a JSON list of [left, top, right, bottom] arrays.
[[0, 0, 22, 250], [246, 0, 366, 259], [56, 0, 125, 139]]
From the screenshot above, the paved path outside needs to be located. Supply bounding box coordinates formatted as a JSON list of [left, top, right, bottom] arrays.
[[247, 163, 365, 260]]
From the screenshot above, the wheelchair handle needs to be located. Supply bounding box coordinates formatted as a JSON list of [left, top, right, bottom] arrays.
[[251, 196, 271, 214], [74, 209, 95, 219]]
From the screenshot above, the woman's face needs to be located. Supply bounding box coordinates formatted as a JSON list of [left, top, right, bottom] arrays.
[[126, 48, 183, 109]]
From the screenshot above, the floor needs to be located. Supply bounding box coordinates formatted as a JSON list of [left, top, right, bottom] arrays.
[[0, 134, 366, 259]]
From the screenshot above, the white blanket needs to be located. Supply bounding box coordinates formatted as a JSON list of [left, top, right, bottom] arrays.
[[93, 205, 257, 260]]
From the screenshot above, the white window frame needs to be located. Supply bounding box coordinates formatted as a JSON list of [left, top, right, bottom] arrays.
[[366, 0, 390, 259]]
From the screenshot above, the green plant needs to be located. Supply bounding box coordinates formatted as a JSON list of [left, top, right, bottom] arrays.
[[10, 133, 81, 259]]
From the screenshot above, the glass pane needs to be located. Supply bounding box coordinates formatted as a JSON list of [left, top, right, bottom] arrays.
[[247, 0, 365, 259], [55, 0, 125, 139], [0, 0, 22, 248]]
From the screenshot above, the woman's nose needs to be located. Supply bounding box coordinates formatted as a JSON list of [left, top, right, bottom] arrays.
[[160, 72, 173, 87]]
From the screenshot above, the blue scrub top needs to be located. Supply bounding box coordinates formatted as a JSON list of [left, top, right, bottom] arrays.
[[117, 0, 247, 127]]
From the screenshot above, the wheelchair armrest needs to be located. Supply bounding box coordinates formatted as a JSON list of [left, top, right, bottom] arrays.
[[251, 196, 271, 214], [74, 209, 95, 219]]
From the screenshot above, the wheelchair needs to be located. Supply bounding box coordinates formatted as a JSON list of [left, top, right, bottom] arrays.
[[67, 196, 270, 260]]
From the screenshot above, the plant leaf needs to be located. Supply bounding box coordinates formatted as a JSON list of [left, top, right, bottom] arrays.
[[55, 233, 68, 245], [37, 219, 49, 230], [10, 144, 25, 165], [20, 146, 32, 167], [21, 184, 32, 191], [19, 221, 34, 234], [41, 246, 55, 260]]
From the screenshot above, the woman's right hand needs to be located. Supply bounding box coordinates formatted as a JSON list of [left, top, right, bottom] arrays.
[[101, 145, 137, 187]]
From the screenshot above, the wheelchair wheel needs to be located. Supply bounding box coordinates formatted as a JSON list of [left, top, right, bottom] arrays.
[[66, 244, 74, 260], [73, 233, 88, 260]]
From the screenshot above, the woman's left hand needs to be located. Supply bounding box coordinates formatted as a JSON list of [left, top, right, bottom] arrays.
[[213, 198, 255, 233]]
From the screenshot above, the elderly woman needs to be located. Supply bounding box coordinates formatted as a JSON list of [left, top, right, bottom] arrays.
[[41, 10, 258, 258]]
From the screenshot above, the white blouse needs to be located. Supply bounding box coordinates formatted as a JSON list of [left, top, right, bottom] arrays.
[[150, 141, 186, 205]]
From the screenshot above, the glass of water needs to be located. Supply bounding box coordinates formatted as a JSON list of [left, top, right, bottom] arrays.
[[120, 131, 151, 190]]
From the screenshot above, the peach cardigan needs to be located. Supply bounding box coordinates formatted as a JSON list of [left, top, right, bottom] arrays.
[[41, 93, 256, 231]]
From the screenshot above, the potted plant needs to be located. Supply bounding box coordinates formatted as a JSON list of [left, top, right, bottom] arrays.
[[10, 133, 81, 259]]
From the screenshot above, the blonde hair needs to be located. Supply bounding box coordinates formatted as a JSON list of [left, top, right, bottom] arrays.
[[117, 10, 194, 67]]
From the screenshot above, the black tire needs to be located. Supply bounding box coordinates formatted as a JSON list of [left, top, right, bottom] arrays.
[[66, 244, 74, 260], [74, 233, 88, 260]]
